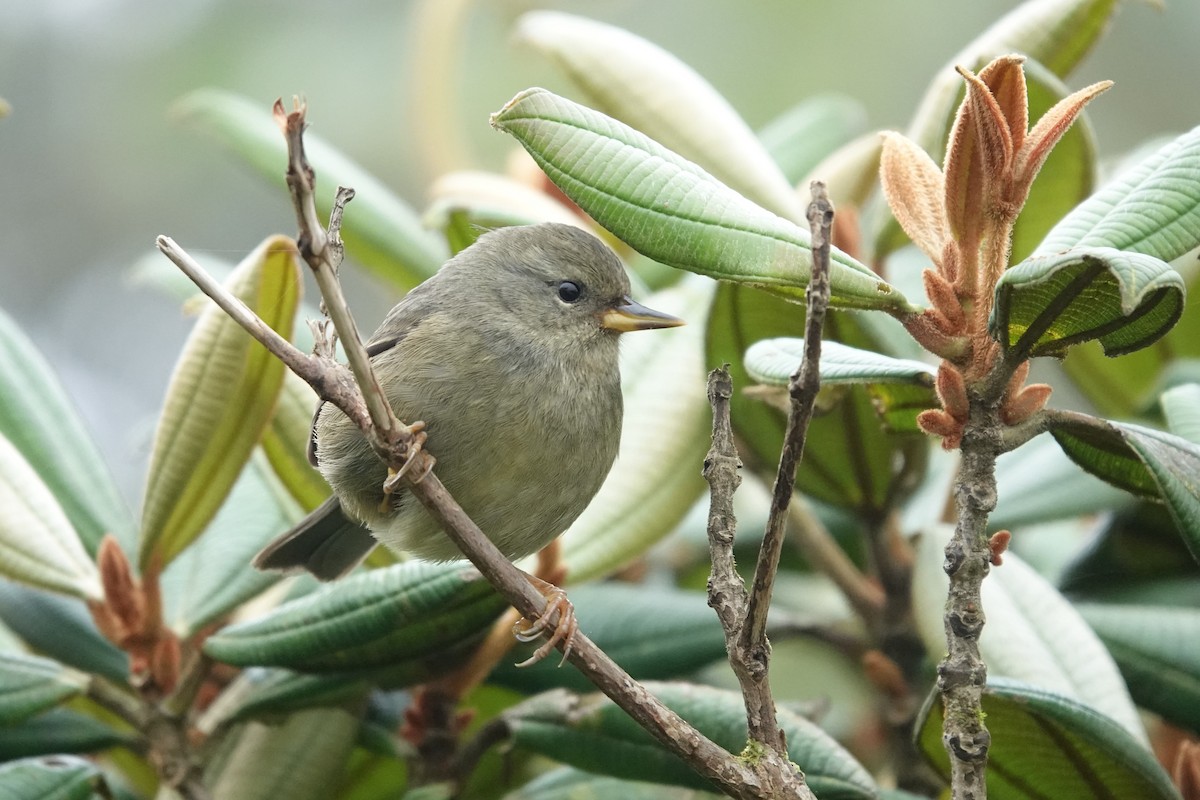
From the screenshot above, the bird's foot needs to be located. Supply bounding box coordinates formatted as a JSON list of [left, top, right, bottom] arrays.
[[512, 574, 577, 668], [382, 421, 435, 498]]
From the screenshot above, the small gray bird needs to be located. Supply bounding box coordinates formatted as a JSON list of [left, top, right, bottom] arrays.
[[254, 223, 683, 588]]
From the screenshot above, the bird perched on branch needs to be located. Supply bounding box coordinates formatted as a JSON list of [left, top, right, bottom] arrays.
[[253, 222, 683, 661]]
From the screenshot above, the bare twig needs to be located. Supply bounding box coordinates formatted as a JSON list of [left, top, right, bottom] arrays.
[[703, 365, 747, 637], [744, 182, 833, 741], [700, 182, 836, 799], [157, 98, 812, 800], [274, 98, 403, 445], [701, 367, 813, 798], [744, 183, 834, 652]]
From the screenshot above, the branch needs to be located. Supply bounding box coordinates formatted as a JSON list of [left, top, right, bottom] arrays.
[[744, 182, 834, 651], [274, 99, 401, 443], [939, 380, 1003, 798], [700, 182, 835, 799], [154, 235, 369, 434], [86, 676, 210, 800], [701, 367, 813, 798]]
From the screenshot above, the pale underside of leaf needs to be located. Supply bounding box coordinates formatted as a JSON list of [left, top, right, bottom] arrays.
[[0, 434, 101, 601], [517, 10, 806, 223]]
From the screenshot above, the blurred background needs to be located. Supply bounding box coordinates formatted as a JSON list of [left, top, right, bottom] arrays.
[[1, 0, 1196, 504]]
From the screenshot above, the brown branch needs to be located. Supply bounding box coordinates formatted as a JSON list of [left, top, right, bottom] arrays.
[[154, 236, 368, 434], [737, 183, 833, 746], [939, 384, 1002, 798], [698, 181, 836, 799], [86, 676, 209, 800], [744, 182, 834, 652], [702, 367, 814, 798], [406, 469, 799, 798], [274, 98, 404, 445], [156, 98, 813, 800]]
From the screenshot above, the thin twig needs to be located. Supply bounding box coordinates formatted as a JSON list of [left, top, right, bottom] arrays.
[[699, 181, 836, 799], [154, 236, 368, 434], [275, 99, 401, 443], [744, 183, 834, 651], [703, 364, 748, 639], [700, 367, 813, 798], [738, 182, 833, 747], [405, 469, 793, 799]]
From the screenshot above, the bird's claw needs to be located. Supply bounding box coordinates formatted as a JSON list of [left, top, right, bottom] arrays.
[[383, 421, 434, 495], [512, 580, 577, 668]]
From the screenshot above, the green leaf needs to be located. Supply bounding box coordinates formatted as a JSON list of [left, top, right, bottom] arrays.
[[0, 756, 108, 800], [560, 277, 711, 582], [873, 0, 1119, 258], [203, 561, 505, 671], [0, 653, 86, 726], [491, 88, 909, 312], [0, 708, 132, 761], [491, 584, 727, 694], [1057, 503, 1200, 602], [707, 285, 925, 511], [916, 679, 1178, 800], [505, 682, 877, 799], [992, 432, 1133, 530], [0, 583, 126, 682], [913, 528, 1145, 740], [744, 336, 937, 435], [1053, 133, 1200, 417], [1048, 414, 1200, 562], [1162, 383, 1200, 444], [207, 668, 370, 726], [261, 371, 329, 512], [0, 308, 133, 553], [333, 749, 407, 799], [516, 10, 805, 222], [0, 434, 101, 601], [506, 767, 722, 799], [1076, 603, 1200, 733], [161, 452, 303, 638], [1036, 124, 1200, 263], [139, 235, 301, 572], [171, 89, 446, 288], [990, 246, 1184, 359], [745, 337, 936, 388], [424, 171, 587, 254], [758, 95, 870, 187], [205, 707, 360, 800]]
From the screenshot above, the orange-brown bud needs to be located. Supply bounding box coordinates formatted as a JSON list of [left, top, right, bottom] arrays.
[[97, 535, 142, 641]]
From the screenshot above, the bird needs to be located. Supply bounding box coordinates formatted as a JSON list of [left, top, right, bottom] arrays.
[[253, 222, 684, 661]]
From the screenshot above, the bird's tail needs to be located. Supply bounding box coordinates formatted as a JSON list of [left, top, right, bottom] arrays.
[[253, 496, 377, 581]]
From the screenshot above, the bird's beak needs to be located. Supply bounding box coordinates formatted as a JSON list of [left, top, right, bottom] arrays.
[[599, 296, 686, 332]]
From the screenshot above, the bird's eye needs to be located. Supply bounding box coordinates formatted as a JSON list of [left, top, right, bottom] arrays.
[[557, 280, 582, 303]]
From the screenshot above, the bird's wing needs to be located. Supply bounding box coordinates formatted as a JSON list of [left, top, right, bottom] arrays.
[[306, 292, 442, 466]]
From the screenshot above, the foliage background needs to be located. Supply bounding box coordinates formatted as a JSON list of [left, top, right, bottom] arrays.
[[1, 0, 1198, 506]]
